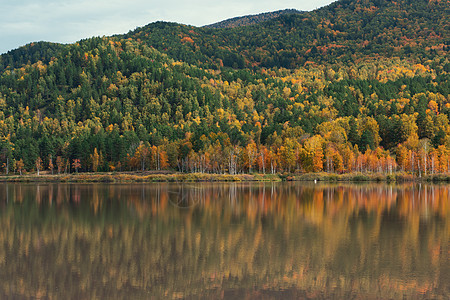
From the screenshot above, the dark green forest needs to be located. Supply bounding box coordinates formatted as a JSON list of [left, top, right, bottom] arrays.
[[0, 0, 449, 176], [204, 9, 303, 29]]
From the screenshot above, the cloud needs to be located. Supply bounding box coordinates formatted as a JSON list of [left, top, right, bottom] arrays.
[[0, 0, 336, 54]]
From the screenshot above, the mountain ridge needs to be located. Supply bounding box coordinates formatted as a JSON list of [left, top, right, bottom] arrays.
[[2, 0, 449, 71], [204, 9, 304, 29], [120, 0, 449, 69]]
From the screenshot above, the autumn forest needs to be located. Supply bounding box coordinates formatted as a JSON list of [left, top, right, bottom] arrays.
[[0, 0, 449, 179]]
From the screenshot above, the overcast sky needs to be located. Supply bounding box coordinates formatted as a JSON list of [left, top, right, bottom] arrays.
[[0, 0, 336, 54]]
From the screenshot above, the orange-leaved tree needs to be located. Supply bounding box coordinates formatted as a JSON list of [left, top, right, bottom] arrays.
[[72, 159, 81, 173]]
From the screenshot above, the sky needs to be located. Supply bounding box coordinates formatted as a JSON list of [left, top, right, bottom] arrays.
[[0, 0, 337, 54]]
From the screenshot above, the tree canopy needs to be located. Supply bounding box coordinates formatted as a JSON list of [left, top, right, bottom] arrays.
[[0, 0, 449, 175]]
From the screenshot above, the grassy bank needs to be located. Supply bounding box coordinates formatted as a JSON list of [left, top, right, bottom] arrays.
[[0, 172, 449, 183], [289, 172, 450, 183], [0, 172, 281, 183]]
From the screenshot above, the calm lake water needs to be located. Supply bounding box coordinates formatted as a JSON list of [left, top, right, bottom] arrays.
[[0, 182, 448, 299]]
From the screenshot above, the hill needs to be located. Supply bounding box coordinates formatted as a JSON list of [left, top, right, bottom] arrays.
[[121, 0, 449, 69], [204, 9, 303, 29], [0, 0, 449, 176]]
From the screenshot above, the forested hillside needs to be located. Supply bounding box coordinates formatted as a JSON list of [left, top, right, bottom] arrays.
[[204, 9, 303, 29], [121, 0, 449, 68], [0, 0, 449, 176]]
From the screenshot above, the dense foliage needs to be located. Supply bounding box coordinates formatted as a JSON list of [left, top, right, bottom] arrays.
[[0, 0, 449, 175], [204, 9, 303, 29], [122, 0, 450, 69]]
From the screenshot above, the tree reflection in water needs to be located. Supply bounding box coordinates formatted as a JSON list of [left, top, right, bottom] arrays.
[[0, 183, 448, 299]]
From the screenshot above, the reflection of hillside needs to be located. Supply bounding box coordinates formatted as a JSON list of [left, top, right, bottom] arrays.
[[0, 183, 448, 299]]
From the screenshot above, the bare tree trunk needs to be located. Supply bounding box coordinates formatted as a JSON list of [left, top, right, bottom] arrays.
[[424, 153, 427, 176], [157, 149, 160, 171], [418, 159, 421, 178], [432, 155, 435, 175], [260, 151, 265, 174]]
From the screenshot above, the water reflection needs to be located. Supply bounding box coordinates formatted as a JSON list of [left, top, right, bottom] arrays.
[[0, 183, 448, 299]]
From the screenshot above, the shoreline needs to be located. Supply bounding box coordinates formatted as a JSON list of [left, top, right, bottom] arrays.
[[0, 172, 449, 183]]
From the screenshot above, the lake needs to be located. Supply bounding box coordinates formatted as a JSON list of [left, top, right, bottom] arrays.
[[0, 183, 448, 299]]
